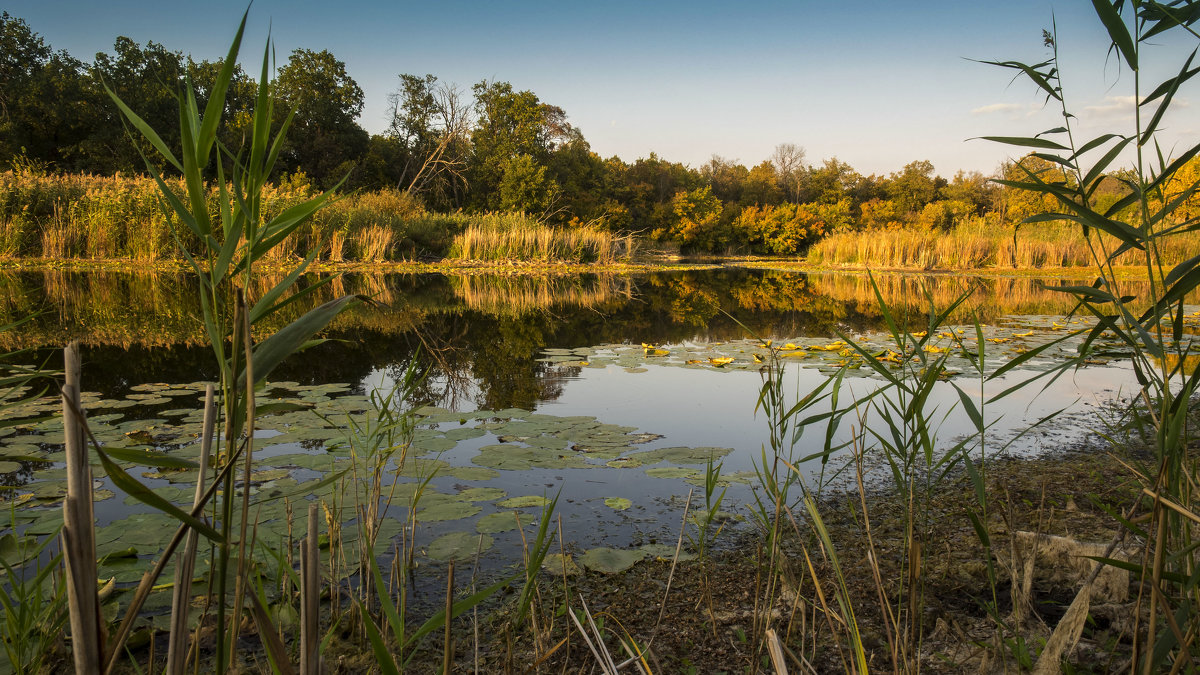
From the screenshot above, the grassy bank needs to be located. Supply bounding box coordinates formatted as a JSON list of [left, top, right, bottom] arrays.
[[0, 170, 634, 265], [806, 220, 1200, 270]]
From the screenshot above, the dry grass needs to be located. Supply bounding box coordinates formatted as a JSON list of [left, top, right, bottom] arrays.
[[807, 219, 1200, 270], [0, 171, 474, 262], [449, 213, 634, 263]]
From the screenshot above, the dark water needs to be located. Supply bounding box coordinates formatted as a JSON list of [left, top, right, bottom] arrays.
[[0, 266, 1154, 586]]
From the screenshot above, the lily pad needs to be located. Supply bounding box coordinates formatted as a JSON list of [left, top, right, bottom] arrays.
[[427, 531, 492, 562], [640, 543, 697, 562], [542, 553, 581, 576], [645, 467, 701, 480], [496, 495, 550, 509], [603, 497, 632, 511], [445, 466, 500, 481], [417, 501, 482, 522], [456, 487, 507, 502], [630, 446, 732, 465], [475, 511, 526, 534], [579, 547, 647, 574]]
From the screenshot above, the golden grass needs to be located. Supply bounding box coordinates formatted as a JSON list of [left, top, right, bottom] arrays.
[[449, 213, 634, 264], [807, 219, 1200, 270], [0, 170, 471, 262]]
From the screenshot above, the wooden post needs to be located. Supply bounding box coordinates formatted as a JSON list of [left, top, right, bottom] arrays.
[[62, 342, 102, 672], [300, 502, 320, 675], [166, 384, 216, 675]]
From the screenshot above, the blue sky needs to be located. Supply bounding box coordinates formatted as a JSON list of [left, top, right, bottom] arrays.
[[7, 1, 1196, 177]]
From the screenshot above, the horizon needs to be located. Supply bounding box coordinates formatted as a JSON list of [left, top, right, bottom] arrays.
[[4, 0, 1196, 177]]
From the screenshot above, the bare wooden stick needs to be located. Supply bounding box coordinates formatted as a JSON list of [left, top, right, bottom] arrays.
[[62, 342, 103, 673], [766, 628, 789, 675], [166, 384, 216, 675], [300, 502, 320, 675]]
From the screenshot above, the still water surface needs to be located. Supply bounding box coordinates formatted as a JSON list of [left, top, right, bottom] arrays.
[[0, 267, 1155, 583]]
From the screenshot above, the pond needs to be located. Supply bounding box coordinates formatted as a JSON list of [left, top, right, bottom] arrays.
[[0, 266, 1178, 617]]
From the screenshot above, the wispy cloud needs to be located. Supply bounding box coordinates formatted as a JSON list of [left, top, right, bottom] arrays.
[[1083, 95, 1145, 118], [970, 102, 1041, 117]]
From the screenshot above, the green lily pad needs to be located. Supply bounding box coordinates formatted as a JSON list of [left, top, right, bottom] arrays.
[[427, 531, 492, 562], [579, 547, 647, 574], [0, 461, 21, 473], [475, 511, 526, 534], [473, 445, 589, 471], [417, 502, 482, 522], [496, 496, 550, 509], [456, 487, 506, 502], [442, 427, 485, 442], [630, 446, 732, 465], [603, 497, 632, 511], [445, 466, 500, 481], [644, 467, 701, 480], [605, 457, 641, 469]]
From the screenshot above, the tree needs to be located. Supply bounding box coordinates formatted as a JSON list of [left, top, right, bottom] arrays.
[[387, 73, 471, 206], [770, 142, 806, 203], [941, 170, 994, 216], [274, 48, 369, 188], [804, 157, 860, 205], [0, 12, 51, 161], [742, 160, 783, 207], [497, 154, 559, 214], [701, 155, 748, 204], [887, 159, 944, 214], [661, 186, 726, 252], [0, 14, 90, 169], [468, 80, 573, 210], [81, 36, 187, 174]]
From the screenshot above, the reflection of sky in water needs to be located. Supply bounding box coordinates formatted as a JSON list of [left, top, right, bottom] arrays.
[[364, 342, 1142, 556]]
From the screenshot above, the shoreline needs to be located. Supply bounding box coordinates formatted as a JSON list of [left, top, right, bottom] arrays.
[[0, 255, 1157, 280]]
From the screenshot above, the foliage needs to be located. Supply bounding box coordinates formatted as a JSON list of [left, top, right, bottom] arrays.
[[96, 12, 363, 672], [981, 2, 1200, 669]]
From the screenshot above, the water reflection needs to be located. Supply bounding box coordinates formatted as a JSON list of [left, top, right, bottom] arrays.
[[0, 267, 1171, 413]]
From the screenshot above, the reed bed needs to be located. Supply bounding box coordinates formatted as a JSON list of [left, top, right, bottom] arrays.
[[449, 213, 635, 264], [807, 219, 1200, 270], [0, 170, 470, 262]]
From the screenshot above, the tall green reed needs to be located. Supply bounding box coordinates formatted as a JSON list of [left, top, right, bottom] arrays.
[[72, 11, 363, 673], [982, 2, 1200, 669]]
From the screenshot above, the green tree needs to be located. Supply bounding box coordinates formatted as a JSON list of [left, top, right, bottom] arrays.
[[742, 160, 783, 206], [274, 48, 369, 188], [660, 186, 726, 252], [468, 80, 572, 210], [498, 154, 558, 213], [82, 36, 186, 174], [386, 73, 470, 206], [546, 131, 609, 225], [0, 15, 90, 169], [0, 12, 50, 162], [886, 159, 944, 214]]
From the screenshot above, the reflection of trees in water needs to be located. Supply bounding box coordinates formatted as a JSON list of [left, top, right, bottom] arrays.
[[448, 274, 634, 317], [806, 272, 1168, 322], [5, 266, 1159, 411], [0, 458, 51, 494]]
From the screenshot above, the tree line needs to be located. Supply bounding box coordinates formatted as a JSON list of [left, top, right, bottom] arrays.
[[1, 13, 1138, 255]]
